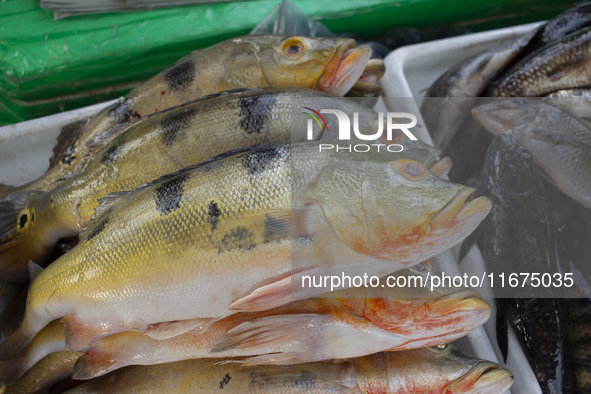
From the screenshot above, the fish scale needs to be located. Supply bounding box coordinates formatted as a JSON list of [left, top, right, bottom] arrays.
[[0, 143, 491, 359], [60, 348, 513, 394], [487, 28, 591, 97]]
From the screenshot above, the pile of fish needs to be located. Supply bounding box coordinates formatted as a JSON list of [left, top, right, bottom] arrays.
[[0, 34, 507, 394], [422, 2, 591, 393]]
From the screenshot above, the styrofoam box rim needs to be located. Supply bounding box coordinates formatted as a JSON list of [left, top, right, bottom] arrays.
[[381, 21, 546, 394]]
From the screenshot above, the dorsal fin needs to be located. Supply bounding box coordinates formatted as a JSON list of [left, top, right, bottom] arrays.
[[28, 260, 43, 282], [80, 191, 132, 238], [81, 122, 138, 167], [49, 118, 90, 169], [134, 144, 278, 192]]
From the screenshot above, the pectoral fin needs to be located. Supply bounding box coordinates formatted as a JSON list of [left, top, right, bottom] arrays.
[[228, 276, 294, 312], [210, 314, 329, 365], [141, 317, 219, 340]]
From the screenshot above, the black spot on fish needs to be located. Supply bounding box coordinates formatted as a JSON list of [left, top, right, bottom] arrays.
[[154, 173, 189, 215], [61, 152, 76, 166], [86, 216, 109, 241], [108, 99, 134, 123], [31, 212, 35, 222], [208, 200, 221, 231], [285, 371, 316, 389], [161, 108, 196, 147], [219, 226, 256, 253], [219, 373, 231, 389], [241, 147, 282, 175], [165, 60, 195, 91], [102, 145, 120, 166], [18, 213, 27, 229], [263, 214, 289, 243], [237, 95, 277, 134]]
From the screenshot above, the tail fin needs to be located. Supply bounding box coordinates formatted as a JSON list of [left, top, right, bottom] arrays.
[[0, 191, 50, 283], [72, 347, 124, 380]]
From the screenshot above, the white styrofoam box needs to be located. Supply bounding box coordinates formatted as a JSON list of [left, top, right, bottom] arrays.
[[381, 22, 546, 394]]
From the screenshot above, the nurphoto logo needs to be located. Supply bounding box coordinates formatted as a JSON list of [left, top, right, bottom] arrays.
[[303, 108, 419, 152]]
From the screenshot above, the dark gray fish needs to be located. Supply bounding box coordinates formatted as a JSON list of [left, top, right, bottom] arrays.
[[546, 89, 591, 118], [487, 27, 591, 97], [421, 30, 535, 151], [515, 2, 591, 63], [544, 182, 591, 393], [481, 134, 576, 394], [472, 98, 591, 210]]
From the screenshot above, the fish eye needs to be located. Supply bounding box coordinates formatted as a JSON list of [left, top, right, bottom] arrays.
[[398, 160, 426, 181], [429, 343, 450, 353], [282, 38, 306, 59], [410, 260, 434, 274]]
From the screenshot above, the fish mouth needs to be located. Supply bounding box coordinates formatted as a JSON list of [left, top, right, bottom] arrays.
[[317, 40, 372, 96], [428, 289, 490, 316], [448, 362, 514, 394], [427, 187, 491, 236], [428, 156, 453, 177], [346, 59, 386, 97]]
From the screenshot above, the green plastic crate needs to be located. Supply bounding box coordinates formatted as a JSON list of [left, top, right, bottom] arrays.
[[0, 0, 576, 125]]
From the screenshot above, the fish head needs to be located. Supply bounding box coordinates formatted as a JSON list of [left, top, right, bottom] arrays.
[[353, 347, 513, 394], [307, 154, 491, 264], [471, 98, 539, 136], [335, 262, 490, 349], [252, 36, 374, 96]]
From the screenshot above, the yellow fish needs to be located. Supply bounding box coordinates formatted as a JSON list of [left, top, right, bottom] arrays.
[[0, 144, 490, 359]]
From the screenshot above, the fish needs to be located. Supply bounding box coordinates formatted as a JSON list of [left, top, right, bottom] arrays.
[[420, 30, 535, 151], [1, 351, 83, 394], [0, 320, 65, 386], [472, 98, 591, 210], [487, 27, 591, 97], [546, 89, 591, 118], [0, 143, 491, 358], [544, 181, 591, 393], [0, 35, 378, 199], [75, 264, 489, 379], [62, 347, 513, 394], [480, 134, 576, 393], [515, 2, 591, 63], [0, 87, 441, 283], [0, 262, 491, 382]]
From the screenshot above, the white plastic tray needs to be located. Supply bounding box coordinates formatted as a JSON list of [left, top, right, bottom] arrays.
[[382, 22, 545, 394]]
